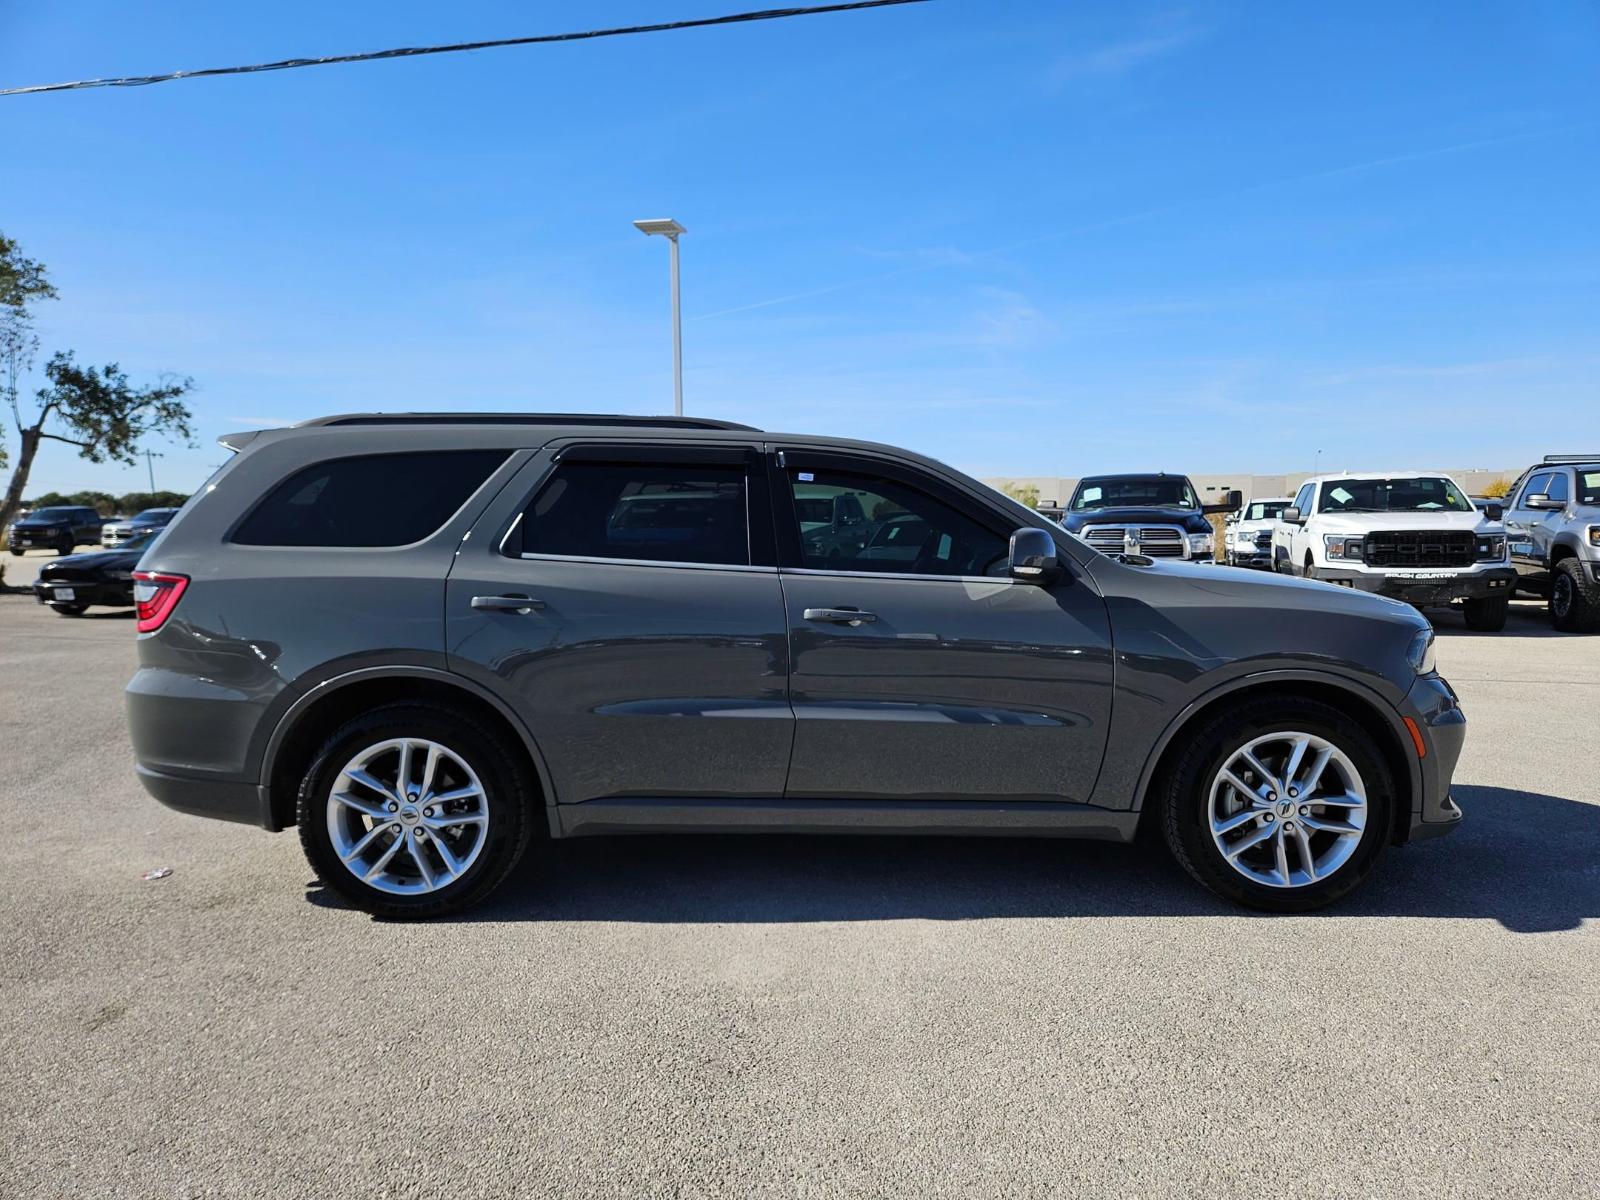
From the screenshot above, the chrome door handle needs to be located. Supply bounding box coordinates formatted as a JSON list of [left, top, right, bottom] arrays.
[[471, 594, 545, 614], [803, 607, 877, 625]]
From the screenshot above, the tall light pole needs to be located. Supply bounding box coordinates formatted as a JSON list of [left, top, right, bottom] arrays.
[[1313, 448, 1324, 476], [144, 448, 164, 494], [633, 218, 685, 416]]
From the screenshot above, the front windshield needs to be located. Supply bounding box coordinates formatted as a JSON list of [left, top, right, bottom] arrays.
[[24, 507, 73, 520], [1318, 477, 1474, 514], [1246, 501, 1288, 521], [1581, 471, 1600, 506], [130, 509, 172, 523], [1071, 478, 1197, 511]]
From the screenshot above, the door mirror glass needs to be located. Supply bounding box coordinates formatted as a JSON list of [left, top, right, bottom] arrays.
[[1483, 501, 1504, 521], [1281, 507, 1304, 524], [1524, 493, 1559, 510], [1008, 527, 1061, 584]]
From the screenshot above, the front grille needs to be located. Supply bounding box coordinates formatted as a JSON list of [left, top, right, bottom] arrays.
[[1363, 530, 1475, 568], [1254, 531, 1273, 549], [1080, 524, 1186, 557]]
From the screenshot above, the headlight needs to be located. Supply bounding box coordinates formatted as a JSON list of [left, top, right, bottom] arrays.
[[1588, 526, 1600, 548], [1323, 535, 1364, 560], [1187, 532, 1213, 551], [1406, 627, 1437, 675], [1475, 535, 1506, 562], [1234, 530, 1254, 543]]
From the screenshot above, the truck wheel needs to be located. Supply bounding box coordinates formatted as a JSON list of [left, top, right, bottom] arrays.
[[1550, 559, 1600, 632], [296, 702, 536, 919], [1159, 696, 1393, 912], [1462, 594, 1509, 632]]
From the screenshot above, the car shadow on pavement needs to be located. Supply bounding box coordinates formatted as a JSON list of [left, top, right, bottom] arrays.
[[308, 784, 1598, 932]]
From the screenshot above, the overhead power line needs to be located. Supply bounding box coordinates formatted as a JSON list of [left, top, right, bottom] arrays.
[[1, 1, 931, 97]]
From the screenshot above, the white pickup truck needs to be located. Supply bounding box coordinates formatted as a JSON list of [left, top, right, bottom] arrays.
[[1272, 471, 1516, 630]]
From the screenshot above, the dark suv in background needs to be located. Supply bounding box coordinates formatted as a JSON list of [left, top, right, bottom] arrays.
[[8, 505, 104, 554], [127, 413, 1465, 918]]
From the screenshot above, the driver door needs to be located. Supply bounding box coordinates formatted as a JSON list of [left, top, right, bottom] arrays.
[[770, 448, 1114, 804]]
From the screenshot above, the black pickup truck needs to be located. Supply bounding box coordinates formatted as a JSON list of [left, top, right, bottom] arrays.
[[7, 505, 105, 555], [1059, 473, 1238, 561]]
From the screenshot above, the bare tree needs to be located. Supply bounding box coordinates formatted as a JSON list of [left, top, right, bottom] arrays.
[[0, 232, 196, 531]]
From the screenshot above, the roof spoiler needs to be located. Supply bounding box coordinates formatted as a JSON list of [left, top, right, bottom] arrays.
[[217, 430, 262, 453]]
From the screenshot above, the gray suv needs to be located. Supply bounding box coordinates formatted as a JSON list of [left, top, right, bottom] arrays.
[[126, 413, 1466, 918], [1502, 455, 1600, 631]]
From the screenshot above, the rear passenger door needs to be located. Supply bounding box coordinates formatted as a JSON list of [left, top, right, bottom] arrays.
[[771, 448, 1113, 804], [445, 442, 793, 805]]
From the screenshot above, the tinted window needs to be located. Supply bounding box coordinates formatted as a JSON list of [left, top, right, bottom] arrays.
[[234, 450, 508, 547], [130, 509, 175, 523], [1070, 477, 1196, 510], [1246, 501, 1287, 521], [787, 468, 1008, 577], [1294, 484, 1314, 512], [519, 461, 749, 566], [1545, 472, 1569, 503]]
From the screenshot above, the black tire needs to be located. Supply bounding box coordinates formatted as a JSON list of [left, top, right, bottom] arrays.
[[50, 603, 89, 616], [1303, 556, 1318, 581], [1159, 696, 1394, 912], [7, 547, 21, 556], [1461, 593, 1509, 632], [1550, 557, 1600, 632], [296, 702, 536, 918], [57, 540, 73, 556]]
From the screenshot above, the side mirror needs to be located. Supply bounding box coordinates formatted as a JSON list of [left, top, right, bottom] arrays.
[[1224, 514, 1238, 525], [1282, 507, 1304, 524], [1524, 493, 1561, 510], [1009, 527, 1062, 585], [1226, 489, 1242, 510], [1483, 501, 1504, 521]]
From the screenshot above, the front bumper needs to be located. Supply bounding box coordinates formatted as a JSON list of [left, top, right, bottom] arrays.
[[33, 579, 134, 607], [1400, 672, 1466, 843], [1315, 565, 1517, 606], [10, 530, 69, 550]]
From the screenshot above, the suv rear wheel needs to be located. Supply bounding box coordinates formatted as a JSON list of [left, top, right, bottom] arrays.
[[1550, 558, 1600, 632], [297, 703, 535, 918], [1160, 697, 1393, 911]]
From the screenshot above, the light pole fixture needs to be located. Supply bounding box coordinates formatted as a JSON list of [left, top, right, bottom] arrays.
[[633, 218, 686, 416]]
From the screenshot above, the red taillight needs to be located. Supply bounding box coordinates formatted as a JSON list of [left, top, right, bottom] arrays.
[[133, 571, 189, 633]]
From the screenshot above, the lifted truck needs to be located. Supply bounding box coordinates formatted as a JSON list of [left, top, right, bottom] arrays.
[[1502, 455, 1600, 632], [1273, 471, 1515, 631]]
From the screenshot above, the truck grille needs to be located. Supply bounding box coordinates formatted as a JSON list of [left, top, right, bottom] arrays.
[[1363, 530, 1475, 568], [1254, 531, 1273, 549], [1080, 525, 1187, 557]]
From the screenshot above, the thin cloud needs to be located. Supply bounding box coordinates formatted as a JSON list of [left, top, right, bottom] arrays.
[[693, 126, 1576, 322], [1046, 22, 1201, 85]]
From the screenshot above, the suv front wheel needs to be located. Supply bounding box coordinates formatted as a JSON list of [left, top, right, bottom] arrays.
[[1159, 697, 1393, 911], [297, 703, 535, 918]]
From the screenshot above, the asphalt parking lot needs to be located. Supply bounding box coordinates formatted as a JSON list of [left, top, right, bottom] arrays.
[[2, 549, 1597, 1198]]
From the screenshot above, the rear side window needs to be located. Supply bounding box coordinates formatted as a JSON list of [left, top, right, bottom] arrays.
[[518, 460, 749, 566], [233, 450, 508, 547]]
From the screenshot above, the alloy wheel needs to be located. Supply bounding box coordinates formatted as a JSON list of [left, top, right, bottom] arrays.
[[1553, 574, 1573, 619], [325, 737, 490, 896], [1207, 731, 1368, 889]]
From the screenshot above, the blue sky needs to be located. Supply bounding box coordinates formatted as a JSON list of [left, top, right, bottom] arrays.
[[3, 0, 1598, 497]]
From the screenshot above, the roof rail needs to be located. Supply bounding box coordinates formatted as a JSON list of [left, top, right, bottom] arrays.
[[1542, 454, 1600, 464], [299, 412, 761, 432]]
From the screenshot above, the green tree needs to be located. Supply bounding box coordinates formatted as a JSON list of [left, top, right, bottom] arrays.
[[1, 352, 196, 532], [1000, 481, 1041, 509], [1, 232, 59, 474]]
